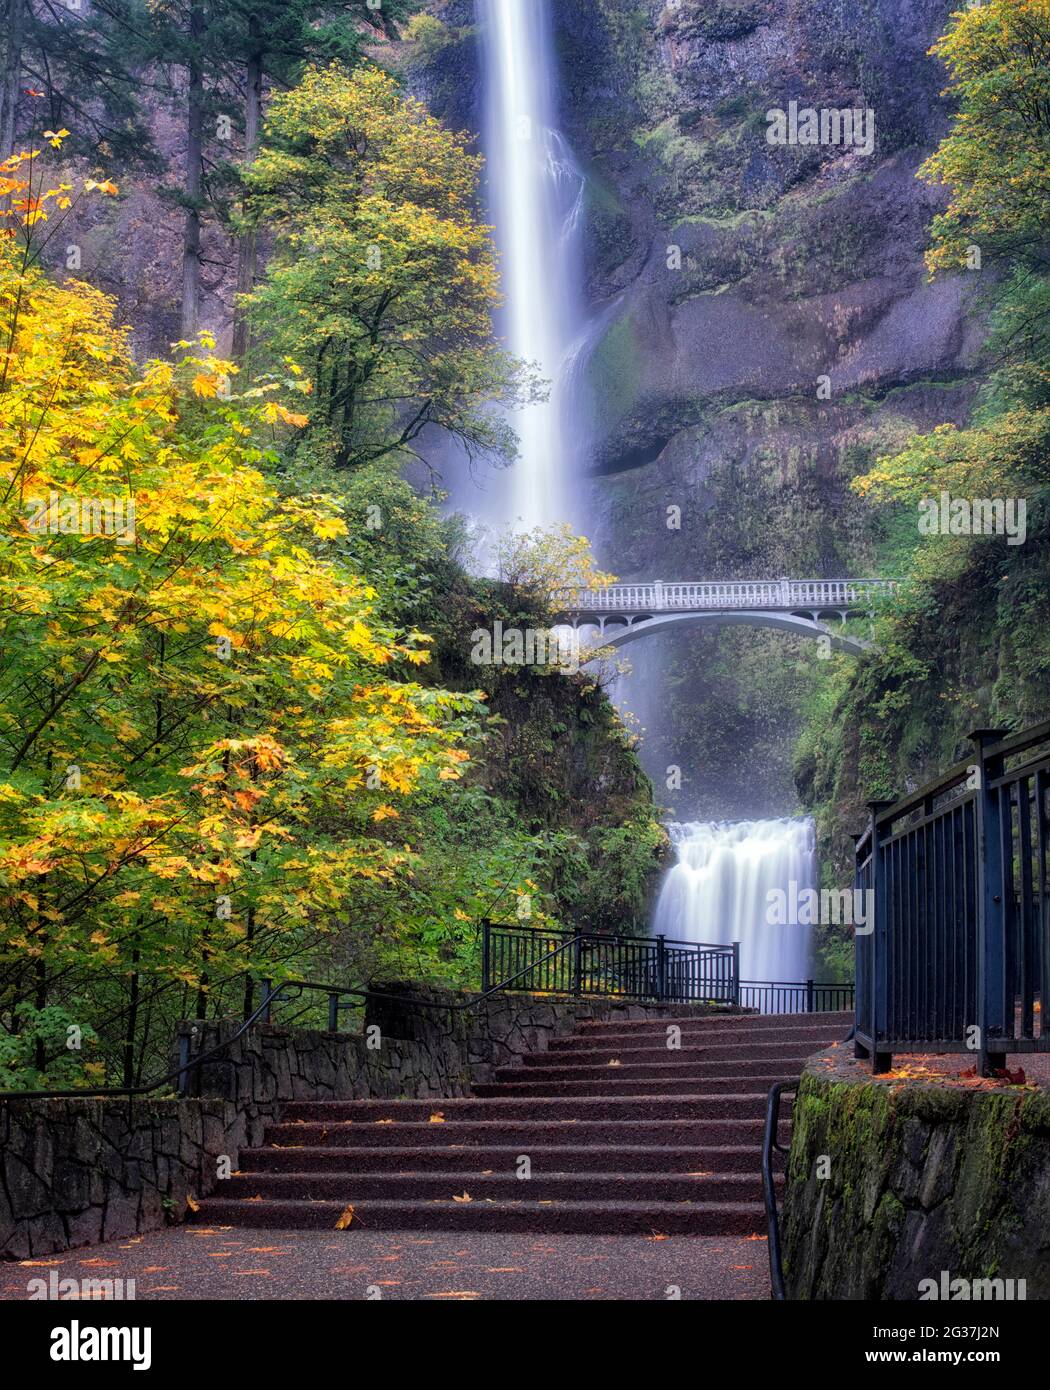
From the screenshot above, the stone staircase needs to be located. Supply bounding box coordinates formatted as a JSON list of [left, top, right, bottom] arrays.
[[200, 1010, 851, 1234]]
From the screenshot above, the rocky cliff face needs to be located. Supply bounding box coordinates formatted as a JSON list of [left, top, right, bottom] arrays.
[[419, 0, 987, 818], [67, 1, 987, 822], [556, 0, 982, 533]]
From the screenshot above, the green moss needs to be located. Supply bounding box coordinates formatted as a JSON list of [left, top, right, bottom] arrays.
[[586, 314, 643, 420]]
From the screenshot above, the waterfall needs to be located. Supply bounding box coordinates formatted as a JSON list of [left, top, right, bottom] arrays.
[[653, 820, 815, 1004], [477, 0, 584, 529], [476, 7, 815, 999]]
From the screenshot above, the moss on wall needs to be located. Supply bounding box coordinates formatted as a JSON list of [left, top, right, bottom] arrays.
[[783, 1052, 1050, 1299]]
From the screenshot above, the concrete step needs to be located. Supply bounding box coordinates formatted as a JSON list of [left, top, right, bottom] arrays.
[[500, 1057, 813, 1082], [549, 1022, 848, 1052], [574, 1010, 852, 1039], [263, 1117, 780, 1149], [220, 1170, 775, 1203], [241, 1143, 768, 1175], [472, 1073, 791, 1097], [521, 1043, 824, 1065], [277, 1093, 777, 1124], [198, 1196, 768, 1235]]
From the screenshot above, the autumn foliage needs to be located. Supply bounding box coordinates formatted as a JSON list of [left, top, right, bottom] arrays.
[[0, 141, 479, 1086]]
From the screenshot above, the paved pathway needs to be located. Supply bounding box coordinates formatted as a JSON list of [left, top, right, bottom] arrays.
[[0, 1228, 770, 1301]]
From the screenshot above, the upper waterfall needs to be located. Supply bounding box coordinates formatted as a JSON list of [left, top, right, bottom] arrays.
[[478, 0, 585, 529]]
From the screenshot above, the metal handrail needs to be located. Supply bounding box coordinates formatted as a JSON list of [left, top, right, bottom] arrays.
[[0, 931, 603, 1103], [763, 1080, 798, 1301]]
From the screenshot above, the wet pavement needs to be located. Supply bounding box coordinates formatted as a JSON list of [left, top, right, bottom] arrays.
[[0, 1227, 771, 1301]]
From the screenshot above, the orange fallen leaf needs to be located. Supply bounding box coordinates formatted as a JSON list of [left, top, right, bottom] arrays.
[[335, 1204, 355, 1230], [429, 1113, 445, 1123], [452, 1192, 472, 1203], [186, 1193, 200, 1213]]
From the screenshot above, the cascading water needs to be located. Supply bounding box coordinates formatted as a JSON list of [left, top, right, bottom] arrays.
[[477, 0, 585, 529], [653, 820, 815, 1002], [475, 6, 815, 1001]]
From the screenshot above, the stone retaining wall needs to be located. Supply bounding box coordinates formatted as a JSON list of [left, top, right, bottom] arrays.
[[781, 1047, 1050, 1300], [1, 987, 735, 1260]]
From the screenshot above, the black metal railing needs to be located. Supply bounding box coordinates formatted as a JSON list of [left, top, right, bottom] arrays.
[[762, 1080, 797, 1300], [738, 980, 854, 1015], [0, 931, 617, 1103], [854, 719, 1050, 1074], [482, 922, 740, 1004]]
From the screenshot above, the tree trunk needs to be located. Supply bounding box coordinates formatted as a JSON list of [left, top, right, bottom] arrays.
[[231, 13, 262, 368], [0, 0, 26, 159], [180, 1, 204, 340]]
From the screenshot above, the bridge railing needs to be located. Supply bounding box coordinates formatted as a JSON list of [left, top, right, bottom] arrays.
[[854, 719, 1050, 1074], [554, 579, 898, 614]]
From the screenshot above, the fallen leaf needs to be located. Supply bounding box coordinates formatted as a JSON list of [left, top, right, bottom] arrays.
[[452, 1192, 472, 1203], [186, 1193, 200, 1213], [335, 1204, 355, 1230], [429, 1113, 446, 1124]]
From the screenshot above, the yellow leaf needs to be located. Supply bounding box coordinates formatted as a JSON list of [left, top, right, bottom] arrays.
[[335, 1204, 355, 1230]]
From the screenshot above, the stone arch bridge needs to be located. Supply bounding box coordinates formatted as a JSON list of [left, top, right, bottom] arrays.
[[552, 579, 899, 657]]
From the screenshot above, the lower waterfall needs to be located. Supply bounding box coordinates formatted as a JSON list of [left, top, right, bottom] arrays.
[[653, 819, 815, 1010]]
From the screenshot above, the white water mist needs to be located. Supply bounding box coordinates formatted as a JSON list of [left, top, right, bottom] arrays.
[[477, 0, 584, 529], [653, 820, 815, 994]]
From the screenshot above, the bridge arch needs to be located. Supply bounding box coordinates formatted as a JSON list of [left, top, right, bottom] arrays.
[[571, 610, 871, 656], [552, 578, 898, 660]]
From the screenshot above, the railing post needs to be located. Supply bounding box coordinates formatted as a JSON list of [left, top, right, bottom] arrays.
[[177, 1029, 192, 1098], [572, 932, 582, 996], [868, 800, 895, 1074], [657, 935, 667, 1001], [260, 980, 273, 1024], [971, 729, 1010, 1077], [481, 921, 491, 994], [732, 941, 740, 1008], [653, 580, 664, 610], [806, 978, 814, 1014], [328, 992, 340, 1033]]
